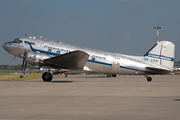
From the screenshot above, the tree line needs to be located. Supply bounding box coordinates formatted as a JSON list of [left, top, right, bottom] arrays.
[[0, 65, 36, 70]]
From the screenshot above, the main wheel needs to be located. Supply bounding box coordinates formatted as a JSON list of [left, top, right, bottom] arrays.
[[147, 77, 152, 82], [107, 74, 111, 77], [112, 74, 117, 77], [42, 72, 53, 81]]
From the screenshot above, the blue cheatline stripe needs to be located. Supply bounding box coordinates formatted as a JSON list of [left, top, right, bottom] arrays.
[[87, 60, 112, 66], [146, 53, 174, 61], [25, 41, 156, 74], [24, 41, 60, 56], [87, 60, 156, 74], [25, 41, 112, 67]]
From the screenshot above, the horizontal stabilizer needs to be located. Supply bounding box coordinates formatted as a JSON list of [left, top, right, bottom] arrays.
[[44, 50, 89, 70], [146, 67, 171, 74]]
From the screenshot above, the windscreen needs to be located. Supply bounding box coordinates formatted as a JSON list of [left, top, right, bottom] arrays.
[[13, 38, 22, 44]]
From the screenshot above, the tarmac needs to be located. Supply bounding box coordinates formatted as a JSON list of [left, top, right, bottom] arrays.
[[0, 74, 180, 120]]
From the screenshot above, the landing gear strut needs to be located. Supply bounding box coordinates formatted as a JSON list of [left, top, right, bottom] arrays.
[[143, 74, 152, 82]]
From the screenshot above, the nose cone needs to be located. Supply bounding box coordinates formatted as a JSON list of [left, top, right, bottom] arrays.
[[3, 43, 11, 52], [3, 42, 25, 57]]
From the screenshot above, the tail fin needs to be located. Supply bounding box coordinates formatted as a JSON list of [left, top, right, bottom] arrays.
[[144, 41, 175, 71]]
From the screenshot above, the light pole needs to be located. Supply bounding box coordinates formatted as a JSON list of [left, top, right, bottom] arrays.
[[154, 25, 163, 42]]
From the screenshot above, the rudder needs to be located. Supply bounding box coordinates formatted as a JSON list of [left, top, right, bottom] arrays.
[[144, 41, 175, 71]]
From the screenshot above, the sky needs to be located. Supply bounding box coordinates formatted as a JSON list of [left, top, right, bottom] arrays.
[[0, 0, 180, 65]]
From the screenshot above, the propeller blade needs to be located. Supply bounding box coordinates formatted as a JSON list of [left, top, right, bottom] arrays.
[[13, 56, 16, 62], [21, 52, 27, 72], [22, 58, 25, 71], [23, 61, 27, 74]]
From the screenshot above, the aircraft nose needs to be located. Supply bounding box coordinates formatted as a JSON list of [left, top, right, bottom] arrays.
[[3, 42, 11, 52]]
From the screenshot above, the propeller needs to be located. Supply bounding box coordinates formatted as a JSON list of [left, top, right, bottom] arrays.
[[13, 56, 16, 62], [24, 62, 27, 74], [21, 52, 27, 74]]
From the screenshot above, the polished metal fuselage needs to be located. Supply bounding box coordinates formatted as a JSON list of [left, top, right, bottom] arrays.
[[3, 38, 170, 75]]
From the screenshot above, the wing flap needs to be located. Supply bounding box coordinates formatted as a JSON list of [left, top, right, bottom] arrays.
[[44, 50, 89, 70]]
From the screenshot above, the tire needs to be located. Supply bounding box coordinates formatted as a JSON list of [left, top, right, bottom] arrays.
[[147, 77, 152, 82], [112, 74, 117, 77], [107, 74, 111, 77], [42, 72, 53, 81]]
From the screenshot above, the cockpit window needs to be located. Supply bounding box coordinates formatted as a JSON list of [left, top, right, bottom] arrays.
[[13, 39, 22, 43], [18, 40, 22, 44], [13, 39, 19, 43]]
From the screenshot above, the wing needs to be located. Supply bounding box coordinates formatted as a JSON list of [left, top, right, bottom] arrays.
[[44, 50, 89, 70]]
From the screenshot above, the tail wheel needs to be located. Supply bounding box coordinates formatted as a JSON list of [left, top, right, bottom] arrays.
[[42, 72, 53, 81], [147, 77, 152, 82], [143, 74, 152, 82]]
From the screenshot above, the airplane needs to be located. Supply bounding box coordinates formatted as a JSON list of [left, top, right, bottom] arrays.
[[3, 35, 175, 82]]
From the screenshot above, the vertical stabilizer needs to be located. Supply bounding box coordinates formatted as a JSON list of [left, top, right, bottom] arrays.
[[144, 41, 175, 71]]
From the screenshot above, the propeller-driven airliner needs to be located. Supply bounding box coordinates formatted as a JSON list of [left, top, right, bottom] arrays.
[[3, 34, 175, 82]]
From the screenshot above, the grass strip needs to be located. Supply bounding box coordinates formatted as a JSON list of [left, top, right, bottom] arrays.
[[0, 74, 41, 81]]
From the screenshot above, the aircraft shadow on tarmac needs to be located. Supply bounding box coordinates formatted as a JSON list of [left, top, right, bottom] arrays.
[[174, 99, 180, 101], [48, 81, 73, 83], [79, 75, 107, 78]]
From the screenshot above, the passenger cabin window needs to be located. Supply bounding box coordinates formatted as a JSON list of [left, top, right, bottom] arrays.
[[48, 49, 52, 52], [56, 51, 60, 54]]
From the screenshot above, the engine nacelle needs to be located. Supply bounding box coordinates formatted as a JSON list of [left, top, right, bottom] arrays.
[[26, 51, 51, 66]]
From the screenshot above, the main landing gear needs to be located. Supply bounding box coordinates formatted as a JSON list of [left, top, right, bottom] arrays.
[[143, 74, 152, 82], [42, 72, 53, 81], [107, 74, 117, 77], [42, 67, 60, 82]]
